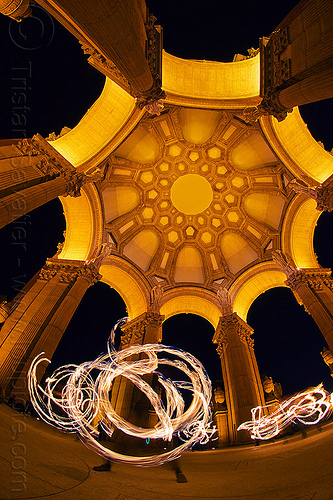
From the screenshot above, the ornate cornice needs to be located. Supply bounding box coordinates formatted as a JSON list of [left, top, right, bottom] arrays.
[[80, 42, 133, 96], [0, 0, 32, 21], [316, 175, 333, 212], [213, 313, 254, 349], [120, 311, 164, 346], [136, 11, 165, 113], [15, 134, 102, 198], [284, 268, 333, 292], [39, 258, 102, 285]]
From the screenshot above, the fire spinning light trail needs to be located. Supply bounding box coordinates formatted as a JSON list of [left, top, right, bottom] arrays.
[[28, 318, 215, 466], [238, 384, 333, 440]]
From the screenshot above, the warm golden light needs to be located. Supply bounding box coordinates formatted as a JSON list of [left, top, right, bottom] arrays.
[[170, 174, 213, 215]]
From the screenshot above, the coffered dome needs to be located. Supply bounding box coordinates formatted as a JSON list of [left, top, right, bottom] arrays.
[[101, 106, 289, 288]]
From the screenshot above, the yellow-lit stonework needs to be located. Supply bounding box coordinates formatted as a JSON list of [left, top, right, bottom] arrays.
[[1, 0, 333, 446]]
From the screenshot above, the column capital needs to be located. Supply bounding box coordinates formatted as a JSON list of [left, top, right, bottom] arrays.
[[121, 311, 164, 346], [213, 313, 254, 350], [15, 135, 102, 197], [273, 249, 333, 292], [39, 258, 102, 285], [0, 0, 32, 21], [284, 268, 333, 292], [316, 175, 333, 212]]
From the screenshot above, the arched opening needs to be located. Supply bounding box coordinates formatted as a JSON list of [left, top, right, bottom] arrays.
[[162, 313, 222, 386], [247, 287, 333, 396], [299, 102, 333, 153], [50, 282, 127, 369], [0, 9, 105, 140], [0, 198, 65, 302], [314, 211, 333, 270]]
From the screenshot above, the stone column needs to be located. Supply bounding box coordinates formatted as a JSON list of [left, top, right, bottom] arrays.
[[316, 175, 333, 213], [110, 310, 164, 427], [286, 269, 333, 350], [274, 251, 333, 351], [35, 0, 165, 111], [245, 0, 333, 122], [213, 313, 266, 443], [289, 176, 333, 213], [0, 0, 32, 21], [0, 135, 101, 230], [0, 258, 101, 401]]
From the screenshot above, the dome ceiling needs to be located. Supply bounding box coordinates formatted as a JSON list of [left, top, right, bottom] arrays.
[[101, 106, 292, 288]]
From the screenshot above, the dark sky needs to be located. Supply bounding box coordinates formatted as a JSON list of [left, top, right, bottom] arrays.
[[0, 1, 333, 398]]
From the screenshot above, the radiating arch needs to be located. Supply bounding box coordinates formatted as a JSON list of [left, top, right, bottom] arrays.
[[283, 196, 320, 268], [51, 78, 136, 167], [59, 184, 103, 261]]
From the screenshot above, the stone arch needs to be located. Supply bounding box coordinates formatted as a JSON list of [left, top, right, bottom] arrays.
[[58, 183, 103, 261], [51, 78, 139, 168], [260, 108, 333, 183], [281, 195, 320, 269], [160, 289, 221, 329], [230, 262, 287, 322], [99, 260, 149, 320]]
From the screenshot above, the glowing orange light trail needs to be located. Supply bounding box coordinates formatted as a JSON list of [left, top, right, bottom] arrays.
[[238, 384, 333, 440], [28, 318, 216, 466]]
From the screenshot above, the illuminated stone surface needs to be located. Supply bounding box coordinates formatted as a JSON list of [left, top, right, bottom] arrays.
[[170, 174, 213, 215]]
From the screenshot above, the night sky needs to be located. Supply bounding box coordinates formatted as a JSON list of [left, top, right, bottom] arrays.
[[0, 1, 333, 398]]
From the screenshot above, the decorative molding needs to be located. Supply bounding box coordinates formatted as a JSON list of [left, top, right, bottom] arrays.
[[136, 11, 165, 113], [213, 313, 254, 350], [148, 285, 163, 313], [120, 311, 164, 346], [216, 288, 233, 316], [80, 42, 133, 95], [284, 267, 333, 292], [39, 258, 102, 285], [244, 28, 293, 123], [317, 175, 333, 212]]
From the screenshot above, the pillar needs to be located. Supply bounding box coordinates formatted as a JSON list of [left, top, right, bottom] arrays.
[[274, 251, 333, 351], [213, 313, 266, 443], [0, 0, 32, 21], [245, 0, 333, 122], [33, 0, 165, 109], [285, 268, 333, 351], [316, 174, 333, 212], [0, 135, 101, 230], [110, 311, 164, 428], [0, 258, 101, 401]]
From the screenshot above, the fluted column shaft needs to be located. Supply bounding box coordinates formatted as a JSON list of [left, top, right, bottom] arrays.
[[110, 311, 164, 427], [0, 176, 68, 230], [285, 268, 333, 350], [213, 314, 265, 443], [0, 135, 99, 230], [36, 0, 164, 104], [259, 0, 333, 120], [0, 258, 101, 400]]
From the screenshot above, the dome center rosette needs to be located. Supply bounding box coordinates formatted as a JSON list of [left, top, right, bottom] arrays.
[[170, 174, 214, 215]]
